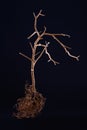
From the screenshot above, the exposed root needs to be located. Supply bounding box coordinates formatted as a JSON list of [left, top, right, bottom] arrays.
[[13, 84, 46, 119]]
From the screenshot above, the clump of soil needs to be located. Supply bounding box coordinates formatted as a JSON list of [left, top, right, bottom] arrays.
[[13, 84, 46, 119]]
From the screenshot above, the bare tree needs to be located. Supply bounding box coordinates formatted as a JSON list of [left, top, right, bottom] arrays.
[[13, 10, 79, 119]]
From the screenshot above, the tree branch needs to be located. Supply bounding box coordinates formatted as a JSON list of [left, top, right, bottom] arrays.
[[44, 42, 59, 65], [29, 42, 33, 50], [35, 48, 45, 64], [45, 48, 59, 65], [27, 32, 36, 39], [52, 35, 80, 61], [35, 42, 59, 65], [33, 10, 45, 36], [27, 10, 79, 64], [35, 51, 41, 57], [19, 52, 32, 62], [45, 33, 70, 38], [44, 33, 79, 61], [40, 26, 47, 37], [64, 48, 80, 61]]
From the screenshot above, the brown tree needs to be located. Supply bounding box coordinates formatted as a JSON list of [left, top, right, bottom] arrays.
[[13, 10, 79, 119]]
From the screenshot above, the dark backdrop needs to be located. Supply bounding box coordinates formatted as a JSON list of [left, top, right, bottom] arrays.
[[0, 0, 86, 129]]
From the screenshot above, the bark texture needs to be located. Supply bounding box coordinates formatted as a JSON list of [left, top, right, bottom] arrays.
[[13, 84, 46, 119]]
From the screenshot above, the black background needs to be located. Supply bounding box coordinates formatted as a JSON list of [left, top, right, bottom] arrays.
[[0, 0, 87, 129]]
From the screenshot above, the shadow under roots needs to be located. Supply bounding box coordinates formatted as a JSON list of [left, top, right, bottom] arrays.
[[13, 83, 46, 119]]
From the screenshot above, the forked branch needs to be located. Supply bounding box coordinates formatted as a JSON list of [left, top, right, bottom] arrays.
[[27, 10, 79, 63], [35, 42, 59, 65], [51, 35, 80, 61], [33, 10, 45, 36], [21, 10, 80, 65]]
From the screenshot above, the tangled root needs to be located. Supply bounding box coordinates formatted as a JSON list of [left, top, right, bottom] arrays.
[[13, 85, 46, 119]]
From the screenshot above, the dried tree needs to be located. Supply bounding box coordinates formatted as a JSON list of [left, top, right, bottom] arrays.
[[13, 10, 79, 119]]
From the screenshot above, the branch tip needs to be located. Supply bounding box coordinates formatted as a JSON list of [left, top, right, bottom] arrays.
[[39, 10, 45, 16], [19, 52, 32, 61], [64, 34, 71, 38], [40, 9, 42, 13], [27, 32, 36, 39], [29, 42, 33, 50], [76, 55, 80, 61], [33, 12, 35, 18]]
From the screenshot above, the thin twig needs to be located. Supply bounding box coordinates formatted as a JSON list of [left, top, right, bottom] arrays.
[[64, 48, 80, 61], [52, 35, 79, 61], [35, 51, 41, 57], [44, 42, 59, 65], [27, 32, 36, 39], [29, 42, 33, 50], [45, 48, 59, 65], [19, 52, 32, 61], [45, 33, 70, 38], [40, 26, 47, 37]]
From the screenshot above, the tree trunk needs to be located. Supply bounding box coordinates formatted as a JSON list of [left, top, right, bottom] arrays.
[[31, 61, 36, 92], [31, 48, 36, 92]]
